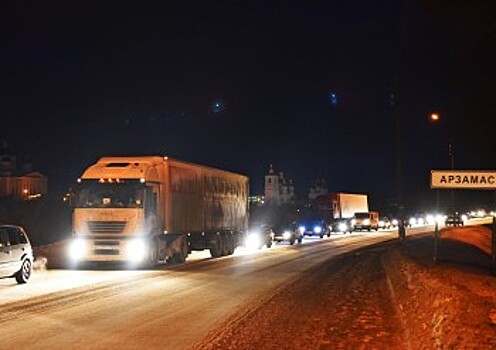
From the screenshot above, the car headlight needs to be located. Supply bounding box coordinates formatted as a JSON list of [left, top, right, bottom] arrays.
[[245, 232, 262, 250], [68, 239, 88, 261], [379, 220, 385, 227], [391, 219, 398, 226], [125, 239, 147, 262], [282, 231, 292, 240], [363, 219, 370, 225], [298, 226, 305, 234], [409, 217, 416, 226], [338, 223, 347, 231], [314, 226, 322, 234], [351, 219, 356, 225]]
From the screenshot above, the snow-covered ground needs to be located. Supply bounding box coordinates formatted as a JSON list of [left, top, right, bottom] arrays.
[[194, 225, 496, 349]]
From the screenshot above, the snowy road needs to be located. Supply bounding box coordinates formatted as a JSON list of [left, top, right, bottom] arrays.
[[0, 223, 481, 349]]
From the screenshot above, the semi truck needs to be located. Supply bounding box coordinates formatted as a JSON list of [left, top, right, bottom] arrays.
[[313, 192, 369, 219], [68, 156, 249, 266]]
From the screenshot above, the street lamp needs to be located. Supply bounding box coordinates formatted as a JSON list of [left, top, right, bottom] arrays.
[[430, 112, 455, 216]]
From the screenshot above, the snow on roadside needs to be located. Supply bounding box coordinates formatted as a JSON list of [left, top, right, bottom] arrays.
[[440, 225, 493, 256], [383, 228, 496, 349], [32, 239, 71, 269]]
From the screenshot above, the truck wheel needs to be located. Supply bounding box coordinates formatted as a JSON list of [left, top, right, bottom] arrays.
[[289, 239, 295, 245], [170, 238, 188, 264], [221, 235, 230, 256], [210, 237, 222, 257], [266, 239, 272, 248], [226, 235, 235, 255], [171, 250, 186, 264], [298, 237, 302, 244]]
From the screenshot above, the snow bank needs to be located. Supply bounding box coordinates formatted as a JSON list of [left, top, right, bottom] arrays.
[[440, 226, 493, 256]]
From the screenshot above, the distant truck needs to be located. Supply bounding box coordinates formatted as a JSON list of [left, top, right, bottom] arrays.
[[68, 156, 249, 266], [313, 192, 369, 219]]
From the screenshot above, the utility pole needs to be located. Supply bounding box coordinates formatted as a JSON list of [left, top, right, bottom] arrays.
[[391, 75, 406, 242]]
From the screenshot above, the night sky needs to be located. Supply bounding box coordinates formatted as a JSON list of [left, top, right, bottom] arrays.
[[2, 1, 496, 211]]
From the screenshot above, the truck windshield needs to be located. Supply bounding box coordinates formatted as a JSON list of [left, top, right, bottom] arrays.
[[76, 181, 145, 208], [354, 213, 370, 219]]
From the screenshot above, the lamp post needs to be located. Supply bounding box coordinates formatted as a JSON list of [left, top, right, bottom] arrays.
[[391, 75, 405, 242], [430, 112, 455, 216]]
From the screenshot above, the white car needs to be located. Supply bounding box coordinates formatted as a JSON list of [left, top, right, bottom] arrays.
[[0, 225, 33, 284]]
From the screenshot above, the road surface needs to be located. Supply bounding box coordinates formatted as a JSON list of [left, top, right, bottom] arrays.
[[0, 223, 475, 349]]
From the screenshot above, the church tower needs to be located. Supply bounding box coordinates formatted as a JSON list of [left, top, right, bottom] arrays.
[[264, 163, 280, 204]]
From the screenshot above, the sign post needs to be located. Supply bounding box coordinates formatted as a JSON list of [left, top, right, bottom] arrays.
[[492, 216, 496, 274], [430, 170, 496, 269]]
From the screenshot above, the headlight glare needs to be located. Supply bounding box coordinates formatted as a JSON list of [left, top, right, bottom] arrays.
[[68, 239, 88, 261], [125, 239, 147, 262], [245, 233, 262, 250]]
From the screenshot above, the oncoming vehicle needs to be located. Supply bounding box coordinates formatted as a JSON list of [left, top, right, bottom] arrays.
[[272, 222, 303, 245], [69, 156, 248, 267], [298, 218, 329, 238], [378, 216, 391, 230], [329, 218, 353, 234], [0, 225, 33, 284], [244, 224, 273, 250], [445, 213, 465, 227], [351, 211, 379, 231]]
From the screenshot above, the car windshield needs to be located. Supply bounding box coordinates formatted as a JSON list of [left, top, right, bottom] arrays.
[[354, 213, 370, 219]]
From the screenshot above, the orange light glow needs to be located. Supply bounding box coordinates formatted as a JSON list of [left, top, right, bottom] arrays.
[[430, 113, 440, 121]]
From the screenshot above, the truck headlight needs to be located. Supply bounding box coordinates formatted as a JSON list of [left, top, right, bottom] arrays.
[[298, 226, 305, 234], [314, 226, 322, 234], [338, 223, 347, 232], [351, 219, 356, 225], [125, 239, 147, 262], [68, 239, 88, 261], [363, 219, 370, 225], [282, 231, 292, 240]]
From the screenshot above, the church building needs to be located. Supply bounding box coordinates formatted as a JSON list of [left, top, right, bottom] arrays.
[[264, 164, 295, 205], [0, 142, 47, 200]]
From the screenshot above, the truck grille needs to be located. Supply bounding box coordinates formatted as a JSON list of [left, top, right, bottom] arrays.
[[94, 249, 120, 255], [88, 221, 127, 234]]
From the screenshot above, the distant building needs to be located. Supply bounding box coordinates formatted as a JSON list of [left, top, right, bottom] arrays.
[[308, 178, 328, 200], [264, 164, 295, 205], [0, 141, 47, 200]]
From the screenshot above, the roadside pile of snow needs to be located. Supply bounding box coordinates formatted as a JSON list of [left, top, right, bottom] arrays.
[[441, 225, 493, 256], [33, 239, 70, 269], [383, 232, 496, 348]]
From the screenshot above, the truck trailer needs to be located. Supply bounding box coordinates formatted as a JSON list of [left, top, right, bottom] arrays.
[[313, 192, 369, 219], [68, 156, 249, 266]]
